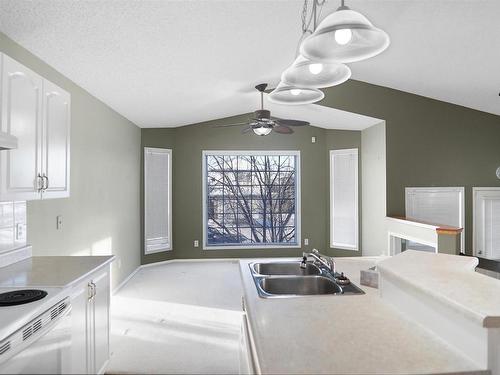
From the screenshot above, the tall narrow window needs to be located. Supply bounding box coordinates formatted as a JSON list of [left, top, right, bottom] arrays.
[[144, 147, 172, 254], [330, 149, 359, 250], [203, 151, 301, 249], [473, 187, 500, 259]]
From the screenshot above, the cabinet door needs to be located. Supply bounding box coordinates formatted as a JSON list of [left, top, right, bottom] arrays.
[[69, 281, 92, 374], [0, 54, 43, 201], [92, 270, 110, 374], [41, 80, 70, 199]]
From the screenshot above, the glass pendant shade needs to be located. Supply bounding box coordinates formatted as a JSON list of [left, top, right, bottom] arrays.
[[281, 55, 351, 88], [268, 82, 324, 105], [252, 125, 272, 136], [300, 8, 390, 63]]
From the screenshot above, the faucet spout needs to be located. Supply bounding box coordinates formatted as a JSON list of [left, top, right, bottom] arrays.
[[302, 249, 336, 275]]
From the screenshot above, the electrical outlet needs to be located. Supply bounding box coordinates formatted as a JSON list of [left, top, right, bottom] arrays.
[[194, 240, 199, 248], [15, 223, 24, 240], [56, 215, 63, 230], [304, 238, 309, 246]]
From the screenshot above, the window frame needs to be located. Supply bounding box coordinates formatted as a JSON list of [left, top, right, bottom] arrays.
[[202, 150, 301, 250], [330, 148, 359, 251], [144, 147, 173, 254]]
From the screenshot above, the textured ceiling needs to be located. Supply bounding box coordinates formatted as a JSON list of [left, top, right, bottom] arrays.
[[0, 0, 498, 129]]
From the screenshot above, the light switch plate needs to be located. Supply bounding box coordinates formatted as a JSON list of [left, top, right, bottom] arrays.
[[194, 240, 199, 248], [304, 238, 309, 246], [56, 215, 63, 230]]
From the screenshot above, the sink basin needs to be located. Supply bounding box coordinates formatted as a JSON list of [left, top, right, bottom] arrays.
[[251, 261, 321, 276], [257, 276, 342, 297]]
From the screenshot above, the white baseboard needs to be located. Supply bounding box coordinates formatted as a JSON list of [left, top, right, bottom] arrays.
[[140, 257, 238, 269], [112, 266, 141, 295]]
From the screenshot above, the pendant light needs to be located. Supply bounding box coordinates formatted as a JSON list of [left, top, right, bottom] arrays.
[[268, 82, 324, 105], [300, 0, 390, 63], [281, 55, 351, 88]]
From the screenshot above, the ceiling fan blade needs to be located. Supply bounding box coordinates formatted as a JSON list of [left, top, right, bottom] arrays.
[[273, 125, 294, 134], [273, 118, 310, 127], [242, 126, 253, 134], [213, 122, 249, 128]]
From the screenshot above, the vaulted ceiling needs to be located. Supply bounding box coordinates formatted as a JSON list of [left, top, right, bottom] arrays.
[[0, 0, 498, 129]]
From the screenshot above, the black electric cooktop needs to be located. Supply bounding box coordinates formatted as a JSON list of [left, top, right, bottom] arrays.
[[0, 289, 48, 306]]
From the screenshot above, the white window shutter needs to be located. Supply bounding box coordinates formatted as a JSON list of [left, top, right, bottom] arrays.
[[144, 148, 172, 254], [330, 149, 358, 250], [405, 187, 465, 251], [473, 188, 500, 259]]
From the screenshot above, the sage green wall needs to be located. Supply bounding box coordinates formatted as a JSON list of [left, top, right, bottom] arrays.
[[0, 32, 141, 289], [141, 115, 361, 264], [321, 80, 500, 254]]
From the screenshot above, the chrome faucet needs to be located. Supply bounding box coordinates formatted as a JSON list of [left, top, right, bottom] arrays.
[[301, 249, 336, 275]]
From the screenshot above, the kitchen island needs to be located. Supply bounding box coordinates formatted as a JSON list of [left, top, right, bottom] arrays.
[[239, 256, 490, 374]]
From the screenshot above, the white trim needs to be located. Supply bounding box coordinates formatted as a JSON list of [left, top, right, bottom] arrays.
[[202, 150, 301, 250], [112, 266, 141, 295], [141, 257, 239, 269], [144, 147, 172, 254], [405, 186, 465, 252], [329, 148, 359, 251], [472, 187, 500, 259], [386, 216, 440, 231], [387, 231, 437, 256]]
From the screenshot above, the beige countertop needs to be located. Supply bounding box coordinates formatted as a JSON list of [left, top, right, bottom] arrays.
[[0, 255, 114, 288], [240, 257, 488, 375], [377, 251, 500, 328]]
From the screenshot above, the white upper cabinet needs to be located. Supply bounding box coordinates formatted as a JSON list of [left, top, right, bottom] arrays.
[[0, 54, 43, 201], [41, 79, 70, 199], [0, 53, 70, 201]]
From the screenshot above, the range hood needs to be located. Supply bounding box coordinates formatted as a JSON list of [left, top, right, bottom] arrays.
[[0, 132, 17, 150]]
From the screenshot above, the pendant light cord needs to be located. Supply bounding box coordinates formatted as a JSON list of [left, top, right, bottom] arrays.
[[294, 0, 325, 59], [301, 0, 325, 34]]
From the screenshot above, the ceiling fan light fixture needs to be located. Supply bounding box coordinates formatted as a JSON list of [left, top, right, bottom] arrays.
[[252, 125, 273, 136], [281, 55, 351, 88], [300, 8, 390, 63], [268, 82, 324, 105]]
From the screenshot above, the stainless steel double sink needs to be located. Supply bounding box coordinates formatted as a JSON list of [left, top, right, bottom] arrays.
[[249, 261, 364, 298]]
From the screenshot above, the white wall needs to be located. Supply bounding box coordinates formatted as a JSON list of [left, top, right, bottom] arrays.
[[361, 122, 387, 256], [0, 32, 141, 289]]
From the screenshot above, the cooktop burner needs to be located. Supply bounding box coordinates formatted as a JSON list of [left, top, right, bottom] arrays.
[[0, 289, 48, 306]]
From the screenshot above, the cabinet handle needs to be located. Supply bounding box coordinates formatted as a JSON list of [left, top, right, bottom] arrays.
[[88, 282, 94, 300], [92, 281, 97, 297], [36, 173, 43, 192], [42, 174, 49, 191]]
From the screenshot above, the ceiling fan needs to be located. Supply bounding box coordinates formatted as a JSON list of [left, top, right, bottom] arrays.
[[215, 83, 310, 136]]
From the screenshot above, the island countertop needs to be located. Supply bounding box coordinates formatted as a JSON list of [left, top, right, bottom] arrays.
[[0, 255, 114, 288], [377, 250, 500, 328], [239, 257, 488, 375]]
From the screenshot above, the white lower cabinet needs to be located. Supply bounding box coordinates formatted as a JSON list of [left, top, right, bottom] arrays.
[[70, 266, 110, 374]]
